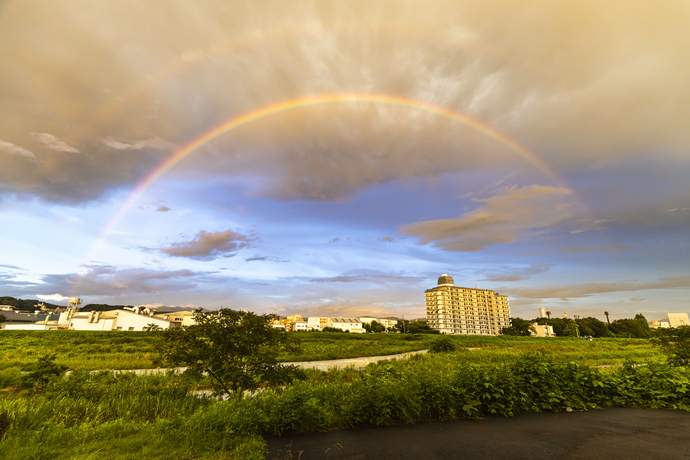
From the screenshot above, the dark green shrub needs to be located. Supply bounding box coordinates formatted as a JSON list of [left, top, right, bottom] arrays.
[[429, 336, 456, 353]]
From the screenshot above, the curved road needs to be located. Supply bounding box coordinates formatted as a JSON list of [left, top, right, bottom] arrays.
[[113, 349, 429, 375]]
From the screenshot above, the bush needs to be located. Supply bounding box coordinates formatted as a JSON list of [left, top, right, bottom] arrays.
[[429, 336, 457, 353]]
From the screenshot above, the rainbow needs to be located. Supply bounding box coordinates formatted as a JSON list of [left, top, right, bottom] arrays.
[[72, 23, 567, 144], [72, 93, 564, 295]]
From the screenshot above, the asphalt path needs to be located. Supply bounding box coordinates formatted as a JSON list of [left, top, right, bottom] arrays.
[[266, 407, 690, 459], [109, 349, 429, 375]]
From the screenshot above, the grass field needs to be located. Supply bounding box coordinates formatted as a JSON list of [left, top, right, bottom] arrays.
[[0, 330, 664, 372], [0, 331, 679, 459]]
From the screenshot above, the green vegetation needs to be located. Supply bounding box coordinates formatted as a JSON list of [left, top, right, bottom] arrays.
[[1, 345, 688, 459], [652, 326, 690, 366], [0, 331, 161, 372], [0, 297, 60, 312], [160, 309, 303, 397], [0, 330, 665, 372]]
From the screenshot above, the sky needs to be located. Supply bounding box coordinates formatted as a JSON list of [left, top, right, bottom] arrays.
[[1, 0, 689, 322]]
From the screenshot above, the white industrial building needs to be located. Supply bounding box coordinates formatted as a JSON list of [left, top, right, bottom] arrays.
[[530, 322, 556, 337], [327, 317, 365, 333], [66, 307, 172, 331]]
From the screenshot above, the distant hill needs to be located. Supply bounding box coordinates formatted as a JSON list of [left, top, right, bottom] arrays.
[[0, 296, 62, 312], [79, 304, 134, 312]]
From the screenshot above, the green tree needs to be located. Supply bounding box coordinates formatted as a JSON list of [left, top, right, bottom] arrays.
[[395, 319, 439, 334], [562, 322, 579, 337], [609, 315, 651, 338], [160, 309, 303, 397], [0, 313, 5, 325], [502, 318, 536, 336], [363, 320, 386, 333], [651, 326, 690, 366]]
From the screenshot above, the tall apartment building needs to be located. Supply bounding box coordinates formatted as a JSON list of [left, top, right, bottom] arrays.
[[425, 274, 510, 335]]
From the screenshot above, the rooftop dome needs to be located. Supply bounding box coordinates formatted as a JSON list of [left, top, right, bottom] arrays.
[[438, 274, 454, 286]]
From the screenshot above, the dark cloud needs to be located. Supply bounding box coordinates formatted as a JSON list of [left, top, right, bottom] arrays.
[[245, 256, 268, 262], [162, 229, 254, 261]]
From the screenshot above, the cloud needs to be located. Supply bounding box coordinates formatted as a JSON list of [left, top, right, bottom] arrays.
[[162, 229, 254, 260], [45, 265, 213, 296], [308, 270, 426, 285], [245, 256, 268, 262], [328, 238, 340, 244], [30, 132, 79, 153], [36, 293, 71, 302], [101, 136, 176, 151], [400, 185, 578, 252], [559, 245, 633, 253], [500, 276, 690, 300], [0, 140, 38, 162], [0, 264, 218, 299], [0, 1, 688, 205], [156, 205, 171, 212], [378, 236, 394, 243], [478, 264, 556, 282]]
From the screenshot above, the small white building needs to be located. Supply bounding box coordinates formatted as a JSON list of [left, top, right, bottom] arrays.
[[327, 317, 365, 333], [530, 322, 556, 337], [294, 322, 310, 331], [69, 309, 171, 331], [307, 317, 327, 331], [153, 311, 196, 327]]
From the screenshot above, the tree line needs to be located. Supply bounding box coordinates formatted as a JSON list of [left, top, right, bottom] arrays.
[[502, 314, 654, 338]]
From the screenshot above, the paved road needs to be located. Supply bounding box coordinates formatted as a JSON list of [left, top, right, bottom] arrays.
[[287, 350, 428, 371], [111, 349, 429, 375], [266, 408, 690, 459]]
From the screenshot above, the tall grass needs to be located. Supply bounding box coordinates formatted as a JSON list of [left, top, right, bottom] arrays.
[[2, 348, 688, 459]]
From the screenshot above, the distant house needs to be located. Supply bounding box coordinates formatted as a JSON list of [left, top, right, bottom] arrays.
[[68, 309, 171, 331], [294, 322, 310, 331], [0, 311, 40, 330], [153, 311, 196, 328], [327, 317, 365, 333]]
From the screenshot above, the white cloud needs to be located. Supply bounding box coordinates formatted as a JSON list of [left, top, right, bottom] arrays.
[[101, 136, 176, 151], [0, 140, 38, 162], [36, 293, 70, 302], [30, 132, 79, 153]]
